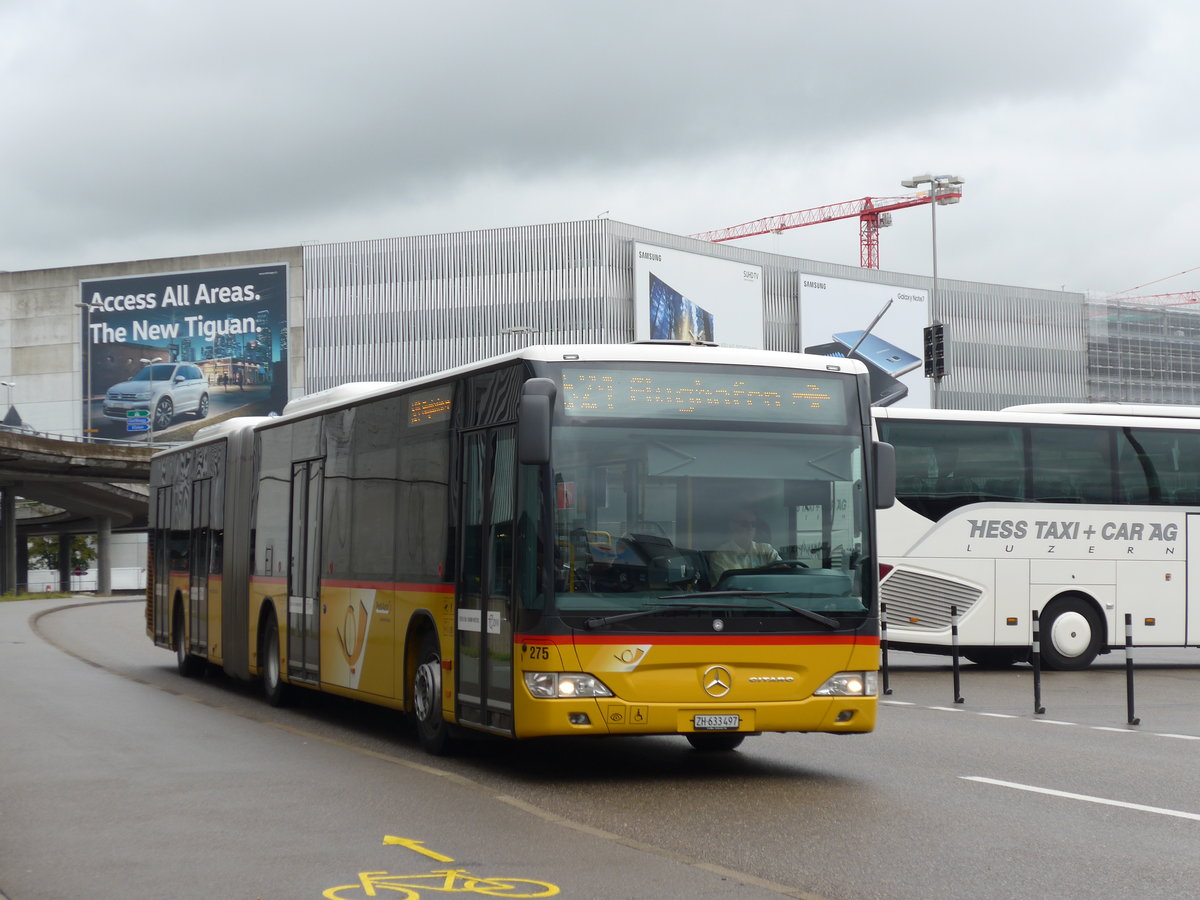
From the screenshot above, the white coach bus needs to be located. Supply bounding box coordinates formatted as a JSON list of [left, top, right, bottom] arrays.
[[873, 404, 1200, 669]]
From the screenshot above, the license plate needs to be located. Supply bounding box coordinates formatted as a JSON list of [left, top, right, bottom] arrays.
[[693, 714, 740, 730]]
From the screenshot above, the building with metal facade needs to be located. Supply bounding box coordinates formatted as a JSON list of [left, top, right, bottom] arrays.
[[4, 218, 1190, 444], [1085, 299, 1200, 404], [301, 218, 1089, 410]]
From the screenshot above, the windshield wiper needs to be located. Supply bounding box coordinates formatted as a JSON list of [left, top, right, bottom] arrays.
[[582, 602, 723, 630], [659, 590, 839, 629]]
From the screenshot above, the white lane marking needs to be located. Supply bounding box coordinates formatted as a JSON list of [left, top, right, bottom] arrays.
[[962, 776, 1200, 822], [882, 699, 1200, 741]]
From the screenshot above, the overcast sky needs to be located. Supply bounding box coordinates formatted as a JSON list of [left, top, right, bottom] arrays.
[[3, 0, 1198, 300]]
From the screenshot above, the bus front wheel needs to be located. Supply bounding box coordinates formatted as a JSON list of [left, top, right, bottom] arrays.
[[1040, 597, 1104, 671], [413, 630, 452, 755]]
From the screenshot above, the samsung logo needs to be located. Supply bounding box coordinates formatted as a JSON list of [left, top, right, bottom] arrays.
[[638, 251, 662, 261], [803, 280, 827, 289]]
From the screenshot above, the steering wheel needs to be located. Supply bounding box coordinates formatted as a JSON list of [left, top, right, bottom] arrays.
[[762, 559, 809, 570]]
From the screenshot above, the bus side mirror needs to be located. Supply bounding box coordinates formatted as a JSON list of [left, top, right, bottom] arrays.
[[518, 377, 556, 465], [874, 441, 896, 509]]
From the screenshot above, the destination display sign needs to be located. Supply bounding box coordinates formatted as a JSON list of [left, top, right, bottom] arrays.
[[408, 388, 452, 426], [558, 367, 850, 425]]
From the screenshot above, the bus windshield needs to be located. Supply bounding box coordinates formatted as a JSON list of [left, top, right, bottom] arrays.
[[548, 418, 871, 630]]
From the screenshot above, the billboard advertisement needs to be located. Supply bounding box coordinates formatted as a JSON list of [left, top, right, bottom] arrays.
[[634, 244, 764, 348], [79, 264, 288, 442], [800, 274, 929, 407]]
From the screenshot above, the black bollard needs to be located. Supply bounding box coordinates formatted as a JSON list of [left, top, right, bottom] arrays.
[[951, 605, 964, 704], [1031, 609, 1045, 715], [1125, 613, 1140, 726], [880, 602, 892, 695]]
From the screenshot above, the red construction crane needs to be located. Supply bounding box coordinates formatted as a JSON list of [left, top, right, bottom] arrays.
[[691, 188, 964, 269]]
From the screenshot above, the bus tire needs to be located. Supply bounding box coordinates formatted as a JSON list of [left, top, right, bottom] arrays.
[[686, 733, 746, 752], [261, 609, 290, 707], [1040, 596, 1104, 671], [173, 599, 203, 678], [413, 630, 452, 755]]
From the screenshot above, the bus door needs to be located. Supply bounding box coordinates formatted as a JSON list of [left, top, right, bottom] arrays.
[[458, 427, 516, 735], [152, 485, 172, 645], [1187, 514, 1200, 646], [288, 458, 323, 684], [187, 477, 212, 655]]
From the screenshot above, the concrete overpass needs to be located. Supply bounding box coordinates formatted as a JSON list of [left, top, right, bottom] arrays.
[[0, 428, 153, 594]]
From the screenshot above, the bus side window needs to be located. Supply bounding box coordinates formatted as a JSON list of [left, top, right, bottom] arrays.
[[982, 477, 1022, 501]]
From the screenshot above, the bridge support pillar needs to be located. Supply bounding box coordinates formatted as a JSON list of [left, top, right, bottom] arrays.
[[58, 536, 72, 592], [1, 488, 15, 595], [97, 516, 112, 595]]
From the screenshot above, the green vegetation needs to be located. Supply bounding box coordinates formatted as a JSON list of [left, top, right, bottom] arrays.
[[0, 536, 98, 599], [27, 535, 96, 571]]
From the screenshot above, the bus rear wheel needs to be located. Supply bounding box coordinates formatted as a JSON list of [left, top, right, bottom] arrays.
[[261, 610, 290, 706], [173, 603, 203, 678], [1040, 597, 1104, 671], [686, 733, 746, 752], [413, 630, 452, 755]]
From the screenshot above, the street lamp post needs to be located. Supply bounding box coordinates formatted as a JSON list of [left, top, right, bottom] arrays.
[[900, 173, 964, 407], [74, 302, 93, 440], [0, 381, 13, 411]]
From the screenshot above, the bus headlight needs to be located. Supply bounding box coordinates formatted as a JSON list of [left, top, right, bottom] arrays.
[[524, 672, 615, 699], [813, 671, 878, 697]]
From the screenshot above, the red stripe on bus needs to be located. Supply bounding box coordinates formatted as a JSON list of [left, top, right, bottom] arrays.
[[515, 633, 878, 647]]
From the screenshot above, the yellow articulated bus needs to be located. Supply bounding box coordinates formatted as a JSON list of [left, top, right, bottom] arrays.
[[148, 342, 895, 754]]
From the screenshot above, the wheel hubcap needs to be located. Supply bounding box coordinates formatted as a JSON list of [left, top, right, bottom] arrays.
[[414, 658, 440, 721], [1050, 611, 1091, 657], [266, 634, 279, 687]]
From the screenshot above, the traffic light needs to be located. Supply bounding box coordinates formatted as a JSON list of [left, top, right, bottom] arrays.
[[923, 323, 946, 378]]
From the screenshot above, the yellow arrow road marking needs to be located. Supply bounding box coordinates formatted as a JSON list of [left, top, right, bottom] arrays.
[[382, 836, 455, 862]]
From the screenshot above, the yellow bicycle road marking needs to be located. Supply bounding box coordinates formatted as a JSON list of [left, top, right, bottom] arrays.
[[322, 867, 560, 898]]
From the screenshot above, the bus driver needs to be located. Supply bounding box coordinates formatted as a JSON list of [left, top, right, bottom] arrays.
[[709, 507, 782, 582]]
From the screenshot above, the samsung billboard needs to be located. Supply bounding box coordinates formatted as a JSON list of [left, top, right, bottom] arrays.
[[800, 274, 930, 407], [79, 264, 288, 442], [634, 244, 764, 348]]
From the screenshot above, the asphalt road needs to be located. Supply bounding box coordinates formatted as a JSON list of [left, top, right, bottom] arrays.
[[4, 596, 1200, 899]]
